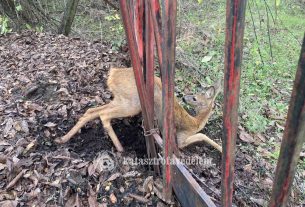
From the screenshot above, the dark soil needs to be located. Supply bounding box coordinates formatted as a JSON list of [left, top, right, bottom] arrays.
[[63, 116, 148, 161]]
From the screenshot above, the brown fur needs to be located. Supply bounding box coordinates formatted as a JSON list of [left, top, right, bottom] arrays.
[[55, 67, 222, 152]]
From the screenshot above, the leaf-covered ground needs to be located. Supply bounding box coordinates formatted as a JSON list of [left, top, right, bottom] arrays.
[[0, 31, 165, 207], [0, 31, 304, 207]]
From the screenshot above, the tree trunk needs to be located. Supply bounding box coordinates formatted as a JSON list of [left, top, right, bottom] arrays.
[[58, 0, 80, 36], [0, 0, 51, 31]]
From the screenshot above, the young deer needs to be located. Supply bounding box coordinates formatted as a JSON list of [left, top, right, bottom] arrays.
[[55, 67, 222, 152]]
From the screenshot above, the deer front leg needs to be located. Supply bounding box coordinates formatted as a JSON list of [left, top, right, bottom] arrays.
[[180, 133, 222, 153], [54, 104, 110, 144], [99, 116, 124, 152], [98, 101, 141, 152]]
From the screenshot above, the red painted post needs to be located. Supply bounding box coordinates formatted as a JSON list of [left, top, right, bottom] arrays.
[[269, 33, 305, 207], [148, 0, 163, 68], [222, 0, 247, 206], [133, 0, 144, 64], [160, 0, 177, 201], [119, 0, 159, 174], [143, 0, 160, 174], [119, 1, 219, 206]]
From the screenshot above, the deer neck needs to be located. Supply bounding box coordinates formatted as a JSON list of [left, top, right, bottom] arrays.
[[176, 100, 214, 131], [194, 105, 213, 131], [174, 101, 197, 131]]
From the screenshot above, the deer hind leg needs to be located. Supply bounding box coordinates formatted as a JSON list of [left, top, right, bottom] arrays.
[[98, 101, 141, 152], [180, 133, 222, 153], [55, 104, 111, 144]]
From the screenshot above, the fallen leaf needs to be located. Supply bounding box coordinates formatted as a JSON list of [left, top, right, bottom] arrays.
[[44, 122, 57, 128], [128, 193, 149, 203], [105, 185, 111, 192], [57, 87, 71, 96], [65, 193, 81, 207], [254, 133, 266, 142], [0, 200, 18, 207], [20, 120, 29, 134], [16, 138, 28, 147], [109, 193, 117, 204], [143, 176, 154, 193], [239, 131, 254, 143], [23, 188, 41, 200], [123, 171, 139, 178], [6, 169, 26, 190], [243, 163, 252, 173], [88, 163, 96, 176], [23, 140, 37, 155], [3, 118, 14, 137], [0, 163, 6, 170], [257, 147, 272, 158], [14, 121, 22, 131], [0, 141, 11, 146], [201, 55, 212, 63], [262, 177, 273, 190], [157, 201, 167, 207], [45, 179, 61, 188], [250, 197, 267, 206], [75, 161, 89, 169], [106, 172, 121, 182], [87, 185, 98, 207]]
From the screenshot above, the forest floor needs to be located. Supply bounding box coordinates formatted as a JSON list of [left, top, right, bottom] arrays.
[[0, 31, 304, 207]]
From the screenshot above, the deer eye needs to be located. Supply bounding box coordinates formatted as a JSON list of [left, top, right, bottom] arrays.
[[192, 97, 197, 101]]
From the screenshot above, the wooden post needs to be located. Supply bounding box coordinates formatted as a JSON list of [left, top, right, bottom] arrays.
[[269, 33, 305, 207], [222, 0, 247, 206], [58, 0, 79, 36], [160, 0, 177, 202], [119, 0, 159, 175]]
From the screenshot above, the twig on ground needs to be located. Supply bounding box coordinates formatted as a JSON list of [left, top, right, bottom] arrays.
[[128, 193, 150, 203], [6, 169, 26, 190]]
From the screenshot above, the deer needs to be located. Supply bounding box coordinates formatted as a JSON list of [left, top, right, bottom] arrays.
[[54, 67, 222, 153]]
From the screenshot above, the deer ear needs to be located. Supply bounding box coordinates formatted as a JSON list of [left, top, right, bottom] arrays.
[[205, 86, 215, 99]]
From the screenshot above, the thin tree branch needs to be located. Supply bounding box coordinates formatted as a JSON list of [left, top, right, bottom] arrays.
[[103, 0, 119, 11], [265, 3, 273, 62], [248, 0, 265, 65]]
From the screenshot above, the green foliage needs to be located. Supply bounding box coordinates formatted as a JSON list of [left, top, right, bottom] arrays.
[[175, 0, 305, 136], [35, 25, 44, 33], [15, 4, 23, 12], [275, 0, 281, 7], [105, 14, 120, 21], [25, 23, 44, 33], [103, 13, 124, 49], [245, 113, 269, 133], [270, 148, 280, 160], [25, 23, 32, 30], [0, 15, 12, 35]]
